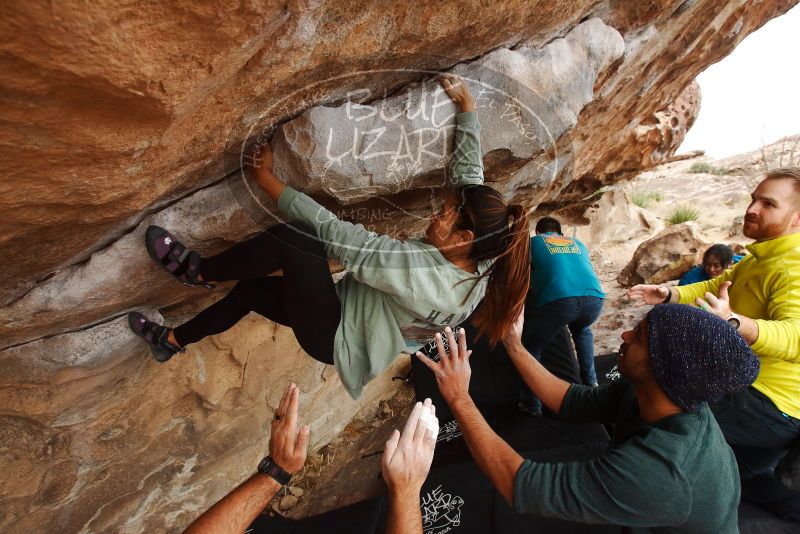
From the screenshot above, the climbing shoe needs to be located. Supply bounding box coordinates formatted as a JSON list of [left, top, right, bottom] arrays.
[[145, 225, 214, 289], [128, 312, 185, 363]]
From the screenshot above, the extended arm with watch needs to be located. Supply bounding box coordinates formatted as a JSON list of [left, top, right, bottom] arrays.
[[183, 384, 308, 534], [668, 284, 760, 345], [182, 468, 283, 534]]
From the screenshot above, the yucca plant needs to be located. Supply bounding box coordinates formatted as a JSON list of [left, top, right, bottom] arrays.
[[667, 205, 701, 225]]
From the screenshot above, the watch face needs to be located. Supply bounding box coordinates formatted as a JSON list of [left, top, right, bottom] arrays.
[[727, 317, 741, 329], [258, 456, 270, 472]]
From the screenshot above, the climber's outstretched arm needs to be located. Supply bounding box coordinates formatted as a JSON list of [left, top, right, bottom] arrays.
[[249, 142, 286, 202], [438, 75, 483, 186], [183, 384, 309, 534], [439, 74, 475, 113]]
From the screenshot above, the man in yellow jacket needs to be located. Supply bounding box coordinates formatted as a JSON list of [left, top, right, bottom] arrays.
[[628, 168, 800, 510]]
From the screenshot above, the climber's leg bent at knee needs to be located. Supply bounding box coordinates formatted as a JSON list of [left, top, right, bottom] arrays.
[[134, 221, 339, 364]]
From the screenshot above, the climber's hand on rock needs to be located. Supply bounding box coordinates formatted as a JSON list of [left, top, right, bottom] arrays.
[[381, 398, 437, 495], [269, 383, 309, 475], [248, 141, 286, 202], [627, 284, 671, 306], [439, 74, 475, 113]]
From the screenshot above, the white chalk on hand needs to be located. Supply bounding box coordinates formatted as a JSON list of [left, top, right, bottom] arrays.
[[419, 405, 439, 439]]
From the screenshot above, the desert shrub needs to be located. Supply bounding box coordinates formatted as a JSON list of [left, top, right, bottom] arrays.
[[667, 205, 701, 225], [630, 189, 664, 208], [689, 162, 727, 175]]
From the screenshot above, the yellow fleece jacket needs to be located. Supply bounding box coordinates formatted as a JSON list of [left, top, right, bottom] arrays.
[[676, 232, 800, 418]]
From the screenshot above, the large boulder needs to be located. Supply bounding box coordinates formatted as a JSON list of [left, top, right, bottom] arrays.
[[617, 222, 711, 287], [273, 18, 625, 203], [1, 0, 795, 306], [0, 2, 797, 533], [0, 312, 407, 533], [0, 18, 627, 350]]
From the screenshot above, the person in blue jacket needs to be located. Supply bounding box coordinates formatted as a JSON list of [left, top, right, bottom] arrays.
[[519, 217, 605, 415], [678, 244, 743, 286]]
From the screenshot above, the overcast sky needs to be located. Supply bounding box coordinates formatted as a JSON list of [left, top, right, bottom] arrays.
[[679, 4, 800, 158]]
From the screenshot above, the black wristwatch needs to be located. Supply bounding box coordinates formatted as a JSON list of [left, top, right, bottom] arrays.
[[257, 455, 292, 486], [662, 287, 672, 303]]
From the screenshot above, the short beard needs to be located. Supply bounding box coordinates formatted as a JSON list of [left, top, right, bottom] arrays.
[[743, 213, 795, 241]]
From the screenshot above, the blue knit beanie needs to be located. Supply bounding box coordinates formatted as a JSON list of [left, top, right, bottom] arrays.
[[647, 304, 760, 412]]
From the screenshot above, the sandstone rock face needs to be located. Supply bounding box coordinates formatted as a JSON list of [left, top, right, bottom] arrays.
[[557, 189, 664, 249], [0, 0, 600, 306], [0, 312, 407, 533], [273, 19, 625, 203], [1, 2, 797, 533], [617, 222, 711, 287], [1, 0, 795, 305]]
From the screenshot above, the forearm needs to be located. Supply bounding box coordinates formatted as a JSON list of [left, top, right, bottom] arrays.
[[752, 317, 800, 360], [504, 340, 571, 413], [449, 395, 523, 504], [252, 163, 286, 202], [386, 488, 422, 534], [673, 272, 729, 305], [451, 111, 484, 186], [183, 474, 280, 534], [666, 286, 679, 303], [736, 315, 760, 345]]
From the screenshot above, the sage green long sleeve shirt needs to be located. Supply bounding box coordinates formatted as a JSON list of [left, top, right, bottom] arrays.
[[277, 112, 490, 399], [514, 381, 739, 533]]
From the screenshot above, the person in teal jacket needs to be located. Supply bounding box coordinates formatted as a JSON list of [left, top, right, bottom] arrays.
[[129, 75, 531, 400], [519, 216, 605, 415], [678, 243, 743, 286]]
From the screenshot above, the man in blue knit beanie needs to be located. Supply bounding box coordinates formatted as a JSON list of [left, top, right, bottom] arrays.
[[422, 304, 759, 532], [646, 304, 760, 412]]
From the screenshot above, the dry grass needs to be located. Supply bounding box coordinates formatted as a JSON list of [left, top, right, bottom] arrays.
[[689, 162, 727, 175], [630, 189, 664, 208], [667, 204, 701, 225]]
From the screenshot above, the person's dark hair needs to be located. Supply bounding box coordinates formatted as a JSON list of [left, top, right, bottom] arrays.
[[535, 216, 562, 235], [454, 185, 530, 346], [703, 244, 734, 266]]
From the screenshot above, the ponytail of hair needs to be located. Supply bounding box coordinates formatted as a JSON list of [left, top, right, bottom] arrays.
[[468, 204, 530, 346]]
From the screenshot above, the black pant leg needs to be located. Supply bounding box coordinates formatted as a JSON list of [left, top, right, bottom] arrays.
[[270, 223, 340, 365], [199, 223, 326, 282], [174, 223, 339, 365], [711, 387, 800, 479], [173, 278, 283, 346]]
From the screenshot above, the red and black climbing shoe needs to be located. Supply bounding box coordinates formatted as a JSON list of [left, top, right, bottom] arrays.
[[145, 226, 214, 289], [128, 312, 185, 363]]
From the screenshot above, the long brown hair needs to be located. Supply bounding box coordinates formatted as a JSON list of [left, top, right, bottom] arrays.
[[454, 185, 530, 346]]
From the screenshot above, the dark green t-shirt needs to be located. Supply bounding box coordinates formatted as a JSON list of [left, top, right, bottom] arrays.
[[513, 380, 740, 533]]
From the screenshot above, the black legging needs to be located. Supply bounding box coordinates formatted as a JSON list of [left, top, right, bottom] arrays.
[[173, 223, 339, 365]]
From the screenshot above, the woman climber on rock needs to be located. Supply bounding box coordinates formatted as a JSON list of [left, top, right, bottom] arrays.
[[129, 75, 531, 399]]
